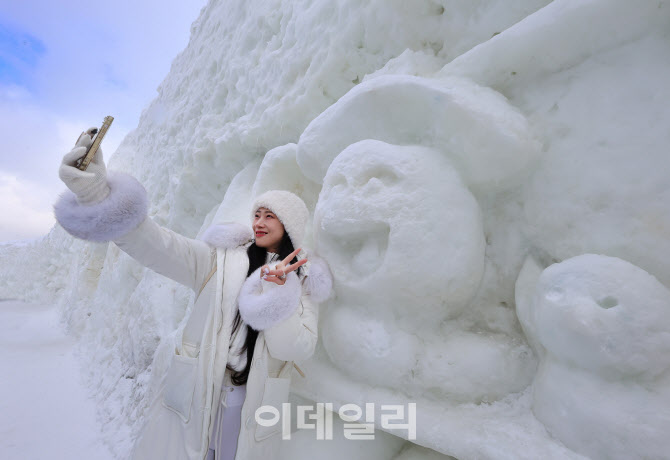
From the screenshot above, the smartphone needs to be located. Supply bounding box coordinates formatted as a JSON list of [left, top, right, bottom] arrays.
[[75, 115, 114, 171]]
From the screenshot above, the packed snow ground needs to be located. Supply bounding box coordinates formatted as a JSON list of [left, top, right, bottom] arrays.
[[0, 300, 114, 459], [1, 0, 669, 459]]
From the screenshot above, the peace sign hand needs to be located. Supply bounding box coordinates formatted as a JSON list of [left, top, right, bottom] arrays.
[[260, 248, 307, 285]]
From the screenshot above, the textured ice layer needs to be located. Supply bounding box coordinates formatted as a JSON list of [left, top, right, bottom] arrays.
[[1, 0, 669, 459]]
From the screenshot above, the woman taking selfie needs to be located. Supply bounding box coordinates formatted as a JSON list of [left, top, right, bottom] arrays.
[[54, 130, 333, 460]]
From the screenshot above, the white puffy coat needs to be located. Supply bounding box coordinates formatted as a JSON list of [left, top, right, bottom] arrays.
[[53, 172, 332, 460]]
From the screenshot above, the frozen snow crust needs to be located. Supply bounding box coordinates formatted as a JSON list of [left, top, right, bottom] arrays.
[[2, 0, 669, 459]]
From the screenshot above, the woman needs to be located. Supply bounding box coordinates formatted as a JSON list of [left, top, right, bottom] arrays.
[[54, 131, 333, 460]]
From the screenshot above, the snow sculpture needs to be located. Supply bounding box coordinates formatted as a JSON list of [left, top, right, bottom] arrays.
[[314, 139, 536, 402], [516, 254, 670, 460], [290, 73, 543, 404]]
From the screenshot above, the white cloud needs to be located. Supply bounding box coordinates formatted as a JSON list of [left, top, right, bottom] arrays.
[[0, 171, 55, 242]]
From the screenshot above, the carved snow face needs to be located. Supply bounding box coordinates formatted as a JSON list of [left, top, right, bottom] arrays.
[[313, 139, 486, 326], [531, 254, 670, 379]]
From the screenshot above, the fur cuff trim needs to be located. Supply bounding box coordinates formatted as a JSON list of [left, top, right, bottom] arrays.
[[53, 171, 148, 242], [304, 255, 333, 303], [238, 265, 301, 331], [200, 222, 254, 249]]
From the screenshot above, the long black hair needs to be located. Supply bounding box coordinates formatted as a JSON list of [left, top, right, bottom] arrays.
[[226, 230, 303, 385]]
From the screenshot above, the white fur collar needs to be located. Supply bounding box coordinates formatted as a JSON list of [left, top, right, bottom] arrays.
[[200, 222, 254, 249]]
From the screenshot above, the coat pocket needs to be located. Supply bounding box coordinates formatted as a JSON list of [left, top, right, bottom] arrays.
[[161, 353, 198, 423], [254, 376, 291, 441]]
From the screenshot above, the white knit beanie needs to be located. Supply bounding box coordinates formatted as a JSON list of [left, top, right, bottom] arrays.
[[250, 190, 308, 249]]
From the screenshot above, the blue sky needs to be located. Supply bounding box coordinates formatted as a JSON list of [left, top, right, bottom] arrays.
[[0, 23, 46, 87], [0, 0, 206, 242]]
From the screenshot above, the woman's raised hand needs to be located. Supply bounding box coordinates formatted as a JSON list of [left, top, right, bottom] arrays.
[[59, 127, 110, 205], [260, 248, 307, 285]]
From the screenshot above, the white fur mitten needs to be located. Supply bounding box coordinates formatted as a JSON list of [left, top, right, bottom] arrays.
[[238, 262, 301, 331], [54, 128, 148, 242], [58, 128, 110, 205], [303, 254, 333, 303]]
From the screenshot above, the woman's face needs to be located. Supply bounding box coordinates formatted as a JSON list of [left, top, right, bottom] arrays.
[[253, 207, 285, 252]]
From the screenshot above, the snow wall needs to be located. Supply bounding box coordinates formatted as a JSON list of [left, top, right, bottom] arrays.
[[1, 0, 669, 459]]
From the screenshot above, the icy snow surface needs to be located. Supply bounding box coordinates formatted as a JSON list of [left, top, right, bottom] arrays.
[[0, 300, 115, 459], [1, 0, 669, 459]]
